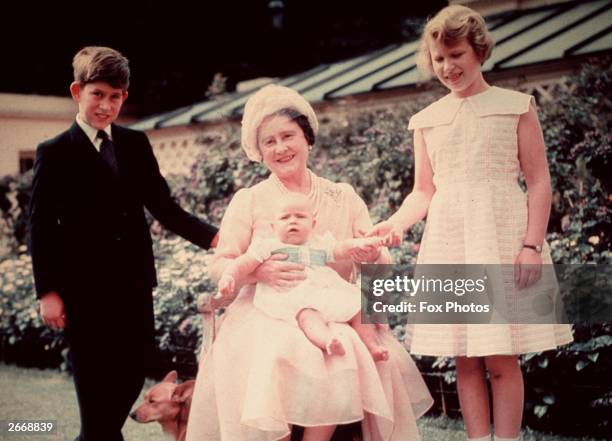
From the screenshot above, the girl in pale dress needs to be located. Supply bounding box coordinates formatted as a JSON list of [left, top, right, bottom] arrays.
[[218, 193, 388, 359], [368, 5, 573, 441], [186, 84, 433, 441]]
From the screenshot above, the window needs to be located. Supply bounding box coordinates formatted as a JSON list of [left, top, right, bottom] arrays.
[[19, 151, 35, 174]]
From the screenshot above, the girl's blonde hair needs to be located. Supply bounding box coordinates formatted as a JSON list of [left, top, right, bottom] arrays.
[[416, 5, 494, 75]]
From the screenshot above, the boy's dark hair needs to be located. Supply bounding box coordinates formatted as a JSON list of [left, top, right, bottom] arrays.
[[274, 108, 316, 146], [72, 46, 130, 90]]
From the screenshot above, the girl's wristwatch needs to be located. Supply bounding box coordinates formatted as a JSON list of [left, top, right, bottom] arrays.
[[523, 244, 542, 253]]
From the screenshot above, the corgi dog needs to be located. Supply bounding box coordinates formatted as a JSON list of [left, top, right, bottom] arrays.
[[130, 371, 195, 441]]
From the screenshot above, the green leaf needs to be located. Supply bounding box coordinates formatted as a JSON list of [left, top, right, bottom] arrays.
[[587, 352, 599, 363], [534, 404, 548, 418], [591, 335, 612, 349], [576, 360, 589, 371]]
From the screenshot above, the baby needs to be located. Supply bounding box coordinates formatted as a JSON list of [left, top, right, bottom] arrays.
[[219, 193, 388, 361]]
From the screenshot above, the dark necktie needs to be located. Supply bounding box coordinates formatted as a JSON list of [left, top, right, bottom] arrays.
[[97, 130, 119, 175]]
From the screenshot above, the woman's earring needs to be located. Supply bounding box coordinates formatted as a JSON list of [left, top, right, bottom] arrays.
[[308, 145, 313, 151]]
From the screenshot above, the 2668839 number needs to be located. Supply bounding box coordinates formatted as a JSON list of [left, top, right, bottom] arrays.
[[2, 420, 56, 435]]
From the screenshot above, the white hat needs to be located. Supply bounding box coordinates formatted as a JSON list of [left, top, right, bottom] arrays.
[[241, 84, 319, 162]]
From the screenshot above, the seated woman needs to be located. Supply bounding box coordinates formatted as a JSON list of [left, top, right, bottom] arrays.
[[186, 84, 433, 441], [218, 192, 388, 359]]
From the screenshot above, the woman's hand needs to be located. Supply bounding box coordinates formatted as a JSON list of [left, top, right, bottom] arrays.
[[253, 253, 306, 290], [514, 248, 543, 290], [366, 221, 404, 248]]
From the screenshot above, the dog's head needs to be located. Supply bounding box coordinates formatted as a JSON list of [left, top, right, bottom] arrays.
[[130, 370, 195, 424]]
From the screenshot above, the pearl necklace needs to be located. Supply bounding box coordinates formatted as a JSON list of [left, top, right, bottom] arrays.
[[271, 169, 321, 216]]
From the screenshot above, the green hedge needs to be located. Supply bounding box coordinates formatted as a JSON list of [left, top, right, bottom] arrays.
[[0, 58, 610, 436]]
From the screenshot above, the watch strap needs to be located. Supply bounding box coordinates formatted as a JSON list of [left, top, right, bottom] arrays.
[[523, 244, 542, 253]]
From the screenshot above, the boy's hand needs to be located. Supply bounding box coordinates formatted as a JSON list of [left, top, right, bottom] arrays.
[[210, 233, 220, 249], [366, 221, 404, 247], [39, 291, 66, 329], [218, 274, 236, 298]]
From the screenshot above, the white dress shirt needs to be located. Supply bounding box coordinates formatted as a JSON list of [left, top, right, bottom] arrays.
[[75, 113, 112, 152]]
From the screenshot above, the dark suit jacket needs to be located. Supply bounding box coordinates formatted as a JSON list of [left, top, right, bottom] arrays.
[[28, 122, 217, 330]]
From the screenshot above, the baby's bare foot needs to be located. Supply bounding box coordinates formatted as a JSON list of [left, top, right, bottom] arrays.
[[367, 344, 389, 362], [358, 330, 389, 362], [325, 338, 346, 356]]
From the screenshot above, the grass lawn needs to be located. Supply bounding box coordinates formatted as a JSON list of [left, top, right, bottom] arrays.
[[0, 363, 603, 441], [0, 364, 158, 441]]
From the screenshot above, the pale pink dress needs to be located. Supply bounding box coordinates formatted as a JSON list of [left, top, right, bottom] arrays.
[[186, 171, 433, 441], [405, 86, 573, 357]]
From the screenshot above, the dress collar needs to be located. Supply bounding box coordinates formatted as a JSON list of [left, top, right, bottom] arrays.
[[408, 86, 532, 130], [446, 85, 495, 102]]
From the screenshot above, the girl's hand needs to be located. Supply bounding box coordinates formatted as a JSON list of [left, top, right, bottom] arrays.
[[366, 221, 404, 247], [253, 253, 306, 290], [514, 248, 543, 290]]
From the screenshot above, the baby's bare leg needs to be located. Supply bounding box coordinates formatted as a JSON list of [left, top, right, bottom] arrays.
[[350, 313, 389, 362], [296, 309, 345, 356]]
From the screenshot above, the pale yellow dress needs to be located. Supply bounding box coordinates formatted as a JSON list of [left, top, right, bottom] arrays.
[[405, 86, 573, 357]]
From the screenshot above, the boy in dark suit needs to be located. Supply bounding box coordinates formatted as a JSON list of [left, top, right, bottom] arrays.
[[28, 46, 218, 441]]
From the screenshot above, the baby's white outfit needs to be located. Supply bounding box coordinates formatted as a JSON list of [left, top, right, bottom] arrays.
[[248, 233, 361, 325]]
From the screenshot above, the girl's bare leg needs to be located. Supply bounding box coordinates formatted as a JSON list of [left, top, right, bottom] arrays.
[[302, 425, 337, 441], [485, 355, 523, 439], [456, 356, 491, 439], [297, 309, 345, 355], [350, 313, 388, 361]]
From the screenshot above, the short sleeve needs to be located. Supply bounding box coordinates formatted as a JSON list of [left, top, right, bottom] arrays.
[[342, 183, 374, 237], [312, 231, 337, 263], [212, 188, 255, 263], [245, 238, 273, 263]]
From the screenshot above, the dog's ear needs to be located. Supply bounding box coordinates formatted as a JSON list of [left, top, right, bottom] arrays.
[[162, 370, 178, 383], [172, 380, 196, 403]]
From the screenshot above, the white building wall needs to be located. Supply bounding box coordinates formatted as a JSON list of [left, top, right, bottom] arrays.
[[0, 93, 133, 177], [0, 117, 73, 177]]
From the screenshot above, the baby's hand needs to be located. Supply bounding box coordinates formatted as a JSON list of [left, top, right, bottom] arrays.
[[353, 236, 385, 252], [367, 221, 404, 248], [218, 274, 236, 298], [344, 236, 384, 263]]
